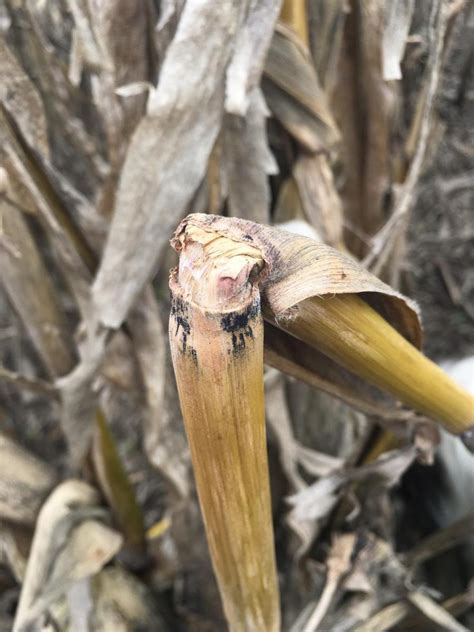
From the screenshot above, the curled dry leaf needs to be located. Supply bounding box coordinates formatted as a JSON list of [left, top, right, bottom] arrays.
[[286, 471, 346, 557], [286, 447, 416, 555], [13, 480, 123, 632], [0, 434, 57, 526], [263, 24, 340, 152]]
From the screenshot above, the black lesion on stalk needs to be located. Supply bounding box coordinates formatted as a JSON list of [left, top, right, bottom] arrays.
[[221, 299, 260, 356], [171, 296, 198, 364]]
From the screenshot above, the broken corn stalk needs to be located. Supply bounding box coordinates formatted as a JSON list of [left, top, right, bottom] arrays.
[[168, 213, 474, 629], [172, 215, 474, 449], [169, 227, 280, 631]]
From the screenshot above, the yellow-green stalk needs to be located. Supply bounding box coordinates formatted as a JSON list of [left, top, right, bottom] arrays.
[[169, 229, 280, 631], [273, 294, 474, 438]]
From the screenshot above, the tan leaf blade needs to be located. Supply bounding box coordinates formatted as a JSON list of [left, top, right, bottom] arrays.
[[263, 24, 340, 152], [382, 0, 415, 81], [224, 87, 278, 224], [13, 481, 123, 632], [92, 1, 244, 330], [225, 0, 282, 115], [0, 434, 57, 526], [0, 204, 76, 377]]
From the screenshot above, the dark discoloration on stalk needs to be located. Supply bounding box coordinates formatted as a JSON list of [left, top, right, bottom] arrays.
[[170, 294, 198, 364], [221, 298, 260, 356]]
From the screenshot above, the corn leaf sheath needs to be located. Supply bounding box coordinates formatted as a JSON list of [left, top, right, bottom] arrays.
[[169, 230, 280, 631]]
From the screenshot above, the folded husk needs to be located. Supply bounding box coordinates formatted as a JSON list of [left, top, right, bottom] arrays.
[[171, 214, 474, 443]]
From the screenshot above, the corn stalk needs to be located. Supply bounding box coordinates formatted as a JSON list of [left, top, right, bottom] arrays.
[[169, 226, 280, 631]]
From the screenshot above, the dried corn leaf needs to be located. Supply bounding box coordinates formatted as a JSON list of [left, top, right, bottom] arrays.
[[90, 567, 170, 630], [92, 1, 245, 329], [356, 1, 398, 236], [3, 1, 106, 193], [408, 591, 470, 632], [0, 205, 76, 377], [0, 38, 48, 155], [13, 481, 122, 632], [55, 329, 107, 466], [286, 470, 345, 555], [351, 600, 409, 632], [382, 0, 415, 81], [287, 447, 415, 554], [0, 525, 28, 583], [265, 370, 342, 491], [273, 177, 306, 224], [46, 576, 128, 632], [331, 2, 398, 250], [224, 88, 277, 224], [225, 0, 282, 115], [308, 0, 347, 91], [128, 288, 190, 498], [263, 24, 340, 152], [265, 371, 307, 491], [401, 583, 474, 632], [293, 152, 344, 248], [0, 434, 56, 526], [83, 0, 155, 215], [1, 104, 94, 315], [65, 0, 112, 73]]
